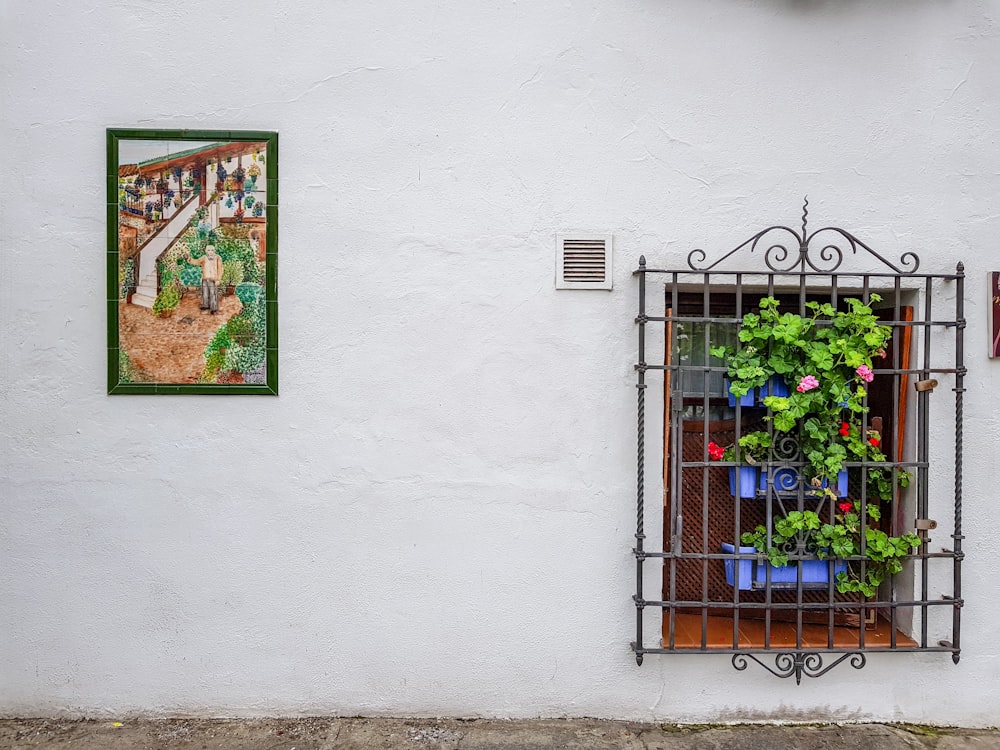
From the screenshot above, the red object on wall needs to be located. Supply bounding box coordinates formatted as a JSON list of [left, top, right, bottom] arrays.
[[991, 272, 1000, 358]]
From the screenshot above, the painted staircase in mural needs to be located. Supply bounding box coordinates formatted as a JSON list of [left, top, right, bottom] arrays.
[[130, 195, 202, 308]]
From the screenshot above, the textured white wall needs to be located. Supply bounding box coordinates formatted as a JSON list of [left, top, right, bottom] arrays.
[[2, 0, 1000, 725]]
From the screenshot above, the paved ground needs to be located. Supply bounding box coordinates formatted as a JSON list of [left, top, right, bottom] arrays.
[[1, 718, 998, 749]]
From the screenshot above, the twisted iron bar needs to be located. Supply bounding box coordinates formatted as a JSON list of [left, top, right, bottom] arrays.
[[951, 261, 965, 664], [732, 652, 866, 684], [686, 200, 920, 274]]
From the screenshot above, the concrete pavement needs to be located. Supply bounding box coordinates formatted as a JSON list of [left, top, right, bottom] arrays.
[[2, 718, 999, 749]]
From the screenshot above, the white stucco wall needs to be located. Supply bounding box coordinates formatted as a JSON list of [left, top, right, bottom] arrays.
[[2, 0, 1000, 726]]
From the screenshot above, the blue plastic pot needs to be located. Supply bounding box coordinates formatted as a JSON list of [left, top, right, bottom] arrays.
[[721, 543, 756, 590], [755, 557, 847, 587], [824, 470, 849, 497], [760, 467, 801, 493], [759, 375, 790, 399], [725, 380, 756, 407], [758, 468, 848, 497], [729, 466, 759, 498]]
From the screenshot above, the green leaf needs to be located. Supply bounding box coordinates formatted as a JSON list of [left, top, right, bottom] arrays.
[[763, 396, 789, 411], [773, 411, 796, 432]]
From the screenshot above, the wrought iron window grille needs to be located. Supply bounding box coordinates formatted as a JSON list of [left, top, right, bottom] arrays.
[[631, 201, 965, 683]]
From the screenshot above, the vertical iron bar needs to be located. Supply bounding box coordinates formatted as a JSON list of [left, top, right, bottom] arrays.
[[795, 271, 807, 652], [732, 274, 743, 648], [764, 273, 774, 651], [890, 274, 902, 650], [635, 256, 646, 664], [701, 275, 711, 649], [919, 275, 933, 648], [859, 274, 871, 650], [668, 273, 681, 650], [827, 280, 838, 649], [952, 263, 965, 663]]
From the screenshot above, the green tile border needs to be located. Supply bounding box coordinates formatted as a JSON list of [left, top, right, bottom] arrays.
[[107, 128, 278, 395]]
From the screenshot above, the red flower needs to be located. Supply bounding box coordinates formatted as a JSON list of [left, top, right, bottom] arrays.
[[869, 437, 881, 447], [838, 501, 853, 514], [707, 441, 725, 461], [838, 421, 850, 437]]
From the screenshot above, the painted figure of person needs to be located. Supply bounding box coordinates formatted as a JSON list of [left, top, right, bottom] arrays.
[[187, 244, 224, 314]]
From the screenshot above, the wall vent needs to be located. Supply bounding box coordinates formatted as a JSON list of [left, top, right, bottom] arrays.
[[556, 234, 613, 290]]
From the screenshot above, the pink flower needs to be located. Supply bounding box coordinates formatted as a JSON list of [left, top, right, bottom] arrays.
[[707, 442, 725, 461], [838, 501, 853, 514], [856, 365, 874, 383], [796, 375, 819, 392]]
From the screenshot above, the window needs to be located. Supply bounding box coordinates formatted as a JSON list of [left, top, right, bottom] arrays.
[[631, 216, 965, 682]]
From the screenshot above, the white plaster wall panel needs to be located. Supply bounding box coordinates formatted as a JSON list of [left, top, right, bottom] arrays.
[[2, 0, 1000, 726]]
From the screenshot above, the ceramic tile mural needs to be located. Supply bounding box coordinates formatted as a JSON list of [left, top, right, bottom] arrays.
[[107, 130, 277, 394]]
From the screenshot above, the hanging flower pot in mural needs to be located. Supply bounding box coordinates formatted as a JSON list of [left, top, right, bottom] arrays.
[[252, 202, 264, 217], [216, 165, 227, 182], [244, 195, 255, 209], [234, 207, 245, 224], [232, 166, 246, 184], [247, 163, 261, 178]]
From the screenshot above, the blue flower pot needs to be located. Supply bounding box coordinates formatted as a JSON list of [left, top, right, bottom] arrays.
[[755, 557, 847, 588], [725, 380, 755, 407], [721, 543, 756, 590], [729, 466, 759, 498], [760, 467, 800, 493], [823, 470, 849, 498], [759, 375, 790, 399], [758, 468, 848, 497]]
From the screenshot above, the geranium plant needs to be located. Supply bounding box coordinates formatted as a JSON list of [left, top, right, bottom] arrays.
[[740, 501, 920, 597], [714, 295, 919, 595], [711, 295, 901, 491], [708, 431, 771, 465]]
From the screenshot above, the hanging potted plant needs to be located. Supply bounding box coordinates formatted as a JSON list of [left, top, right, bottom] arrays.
[[711, 295, 893, 491], [739, 501, 918, 595], [712, 295, 918, 594], [708, 431, 771, 499]]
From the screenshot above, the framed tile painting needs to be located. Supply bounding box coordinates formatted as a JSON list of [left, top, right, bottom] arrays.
[[107, 129, 277, 394]]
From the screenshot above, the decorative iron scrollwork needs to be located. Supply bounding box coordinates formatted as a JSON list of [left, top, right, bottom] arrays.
[[686, 198, 920, 274], [731, 652, 867, 684]]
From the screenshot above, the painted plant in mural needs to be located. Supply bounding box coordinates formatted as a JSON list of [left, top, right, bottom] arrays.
[[112, 135, 272, 390]]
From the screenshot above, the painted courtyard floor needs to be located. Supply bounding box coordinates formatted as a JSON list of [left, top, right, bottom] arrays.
[[119, 293, 242, 383], [1, 718, 999, 749]]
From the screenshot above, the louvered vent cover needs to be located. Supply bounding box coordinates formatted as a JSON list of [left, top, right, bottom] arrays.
[[556, 234, 613, 290]]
